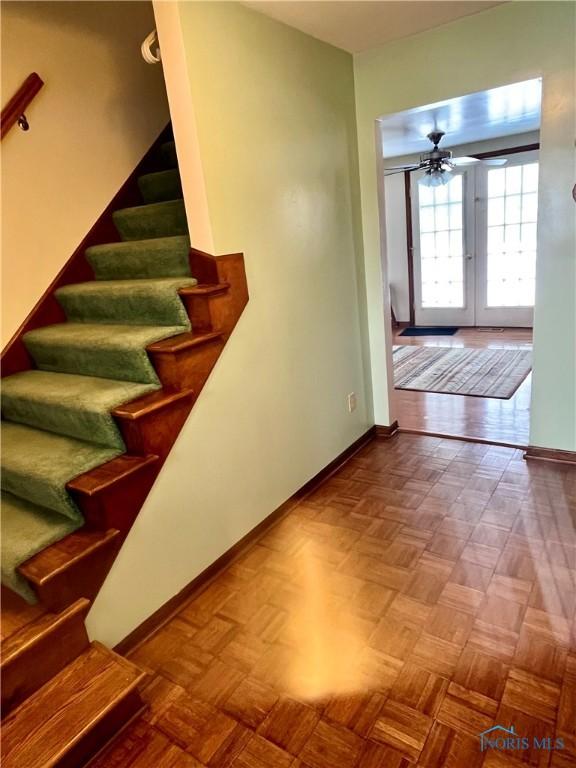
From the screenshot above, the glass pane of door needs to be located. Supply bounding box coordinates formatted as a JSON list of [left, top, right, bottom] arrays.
[[418, 176, 465, 309], [486, 162, 538, 307]]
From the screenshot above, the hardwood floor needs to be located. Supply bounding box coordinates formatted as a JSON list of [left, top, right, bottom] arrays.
[[94, 433, 575, 767], [393, 327, 533, 447]]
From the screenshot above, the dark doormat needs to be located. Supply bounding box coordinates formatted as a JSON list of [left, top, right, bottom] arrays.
[[400, 326, 459, 336]]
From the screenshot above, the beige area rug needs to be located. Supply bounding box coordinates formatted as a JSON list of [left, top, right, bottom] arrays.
[[393, 345, 532, 399]]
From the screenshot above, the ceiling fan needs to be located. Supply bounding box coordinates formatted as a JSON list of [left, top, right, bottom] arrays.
[[385, 130, 507, 187]]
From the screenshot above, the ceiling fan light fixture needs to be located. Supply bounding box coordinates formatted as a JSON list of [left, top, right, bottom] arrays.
[[418, 168, 454, 187]]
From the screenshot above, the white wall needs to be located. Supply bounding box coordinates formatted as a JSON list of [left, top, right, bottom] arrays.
[[87, 1, 371, 647], [354, 1, 576, 447], [384, 173, 410, 321], [384, 132, 540, 322], [152, 2, 214, 253], [1, 1, 169, 344]]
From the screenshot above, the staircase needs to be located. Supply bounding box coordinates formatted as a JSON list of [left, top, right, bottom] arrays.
[[0, 128, 248, 765], [1, 596, 147, 768]]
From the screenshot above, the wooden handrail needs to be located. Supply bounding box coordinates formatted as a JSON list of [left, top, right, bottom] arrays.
[[1, 72, 44, 140]]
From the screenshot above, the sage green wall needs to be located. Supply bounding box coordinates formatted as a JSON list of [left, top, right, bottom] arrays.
[[354, 1, 576, 448], [88, 1, 371, 646]]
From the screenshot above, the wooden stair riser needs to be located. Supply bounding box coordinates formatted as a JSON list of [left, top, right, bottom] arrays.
[[148, 336, 224, 392], [1, 599, 90, 714], [112, 390, 195, 458], [19, 530, 121, 613], [59, 689, 146, 768], [67, 455, 159, 533], [190, 250, 249, 338], [72, 472, 158, 534], [179, 284, 229, 334]]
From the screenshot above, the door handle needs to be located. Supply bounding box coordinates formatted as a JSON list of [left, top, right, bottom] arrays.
[[465, 254, 474, 260]]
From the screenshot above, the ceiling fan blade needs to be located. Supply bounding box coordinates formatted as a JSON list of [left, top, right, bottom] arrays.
[[482, 158, 508, 166], [384, 168, 415, 176], [384, 164, 421, 171], [451, 156, 481, 166]]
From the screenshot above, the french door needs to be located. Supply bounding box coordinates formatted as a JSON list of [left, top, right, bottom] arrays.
[[411, 152, 538, 327], [412, 169, 476, 326], [474, 152, 538, 326]]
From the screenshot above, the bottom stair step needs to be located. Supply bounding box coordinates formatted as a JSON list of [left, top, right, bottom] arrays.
[[1, 598, 90, 713], [1, 641, 147, 768]]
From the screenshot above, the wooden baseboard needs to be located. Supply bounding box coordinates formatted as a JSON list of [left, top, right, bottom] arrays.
[[524, 445, 576, 466], [375, 421, 399, 439], [114, 426, 376, 655]]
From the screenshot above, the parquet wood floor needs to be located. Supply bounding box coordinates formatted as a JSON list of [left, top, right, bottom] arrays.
[[95, 434, 576, 767], [393, 328, 533, 447]]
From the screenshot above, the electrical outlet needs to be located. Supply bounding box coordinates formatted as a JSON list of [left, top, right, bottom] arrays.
[[347, 392, 357, 413]]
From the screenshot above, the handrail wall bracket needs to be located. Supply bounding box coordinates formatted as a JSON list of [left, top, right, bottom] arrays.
[[1, 72, 44, 140], [141, 30, 161, 64]]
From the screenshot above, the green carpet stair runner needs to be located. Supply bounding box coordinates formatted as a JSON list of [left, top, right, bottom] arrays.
[[2, 371, 155, 449], [2, 423, 121, 520], [138, 168, 182, 204], [1, 140, 196, 601], [1, 494, 82, 602], [86, 235, 191, 280], [55, 277, 195, 326], [23, 322, 189, 384], [113, 200, 188, 241]]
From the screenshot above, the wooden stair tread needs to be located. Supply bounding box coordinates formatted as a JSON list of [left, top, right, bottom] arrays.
[[1, 599, 91, 713], [18, 529, 120, 586], [66, 453, 159, 496], [0, 586, 46, 642], [147, 330, 222, 353], [0, 598, 89, 665], [111, 388, 194, 420], [1, 641, 146, 768], [178, 282, 229, 296]]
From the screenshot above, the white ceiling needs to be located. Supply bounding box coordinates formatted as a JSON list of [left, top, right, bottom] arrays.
[[243, 1, 505, 53], [380, 78, 542, 158]]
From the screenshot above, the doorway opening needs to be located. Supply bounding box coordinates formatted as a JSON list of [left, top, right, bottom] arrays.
[[378, 78, 542, 446], [411, 148, 539, 327]]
